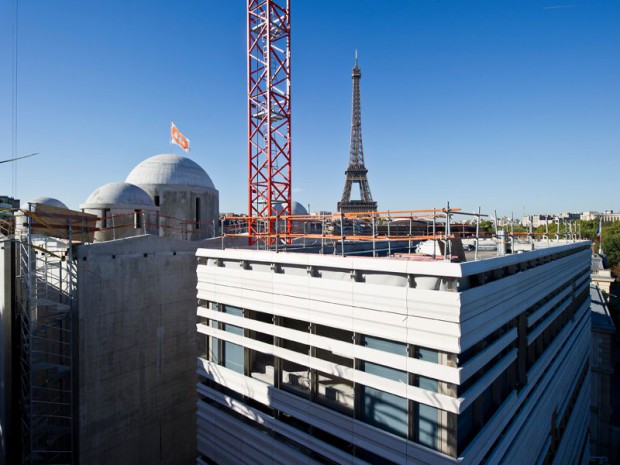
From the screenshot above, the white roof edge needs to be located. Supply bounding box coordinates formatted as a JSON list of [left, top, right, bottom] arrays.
[[197, 241, 591, 278], [196, 247, 465, 277], [459, 241, 591, 276]]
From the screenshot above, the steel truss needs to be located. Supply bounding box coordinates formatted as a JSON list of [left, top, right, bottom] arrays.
[[247, 0, 292, 245]]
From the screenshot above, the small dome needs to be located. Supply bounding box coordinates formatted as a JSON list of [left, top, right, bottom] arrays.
[[21, 197, 68, 210], [292, 201, 308, 215], [81, 182, 156, 209], [126, 154, 215, 190], [273, 201, 308, 215]]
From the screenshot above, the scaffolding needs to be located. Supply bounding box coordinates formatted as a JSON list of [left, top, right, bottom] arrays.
[[15, 205, 80, 465], [220, 204, 586, 260]]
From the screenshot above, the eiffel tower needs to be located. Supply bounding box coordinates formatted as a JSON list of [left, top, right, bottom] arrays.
[[337, 52, 377, 213]]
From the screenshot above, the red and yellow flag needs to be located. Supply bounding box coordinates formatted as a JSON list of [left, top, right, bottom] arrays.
[[170, 122, 190, 152]]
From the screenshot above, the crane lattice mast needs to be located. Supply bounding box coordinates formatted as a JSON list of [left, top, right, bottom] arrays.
[[247, 0, 292, 245]]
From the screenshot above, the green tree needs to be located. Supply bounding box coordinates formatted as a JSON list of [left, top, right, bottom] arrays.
[[479, 220, 494, 235], [535, 222, 558, 236], [576, 219, 598, 241], [601, 221, 620, 267]]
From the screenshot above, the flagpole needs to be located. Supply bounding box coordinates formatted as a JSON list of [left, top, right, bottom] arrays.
[[169, 121, 173, 153]]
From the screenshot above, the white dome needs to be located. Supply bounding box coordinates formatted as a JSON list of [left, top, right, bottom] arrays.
[[81, 182, 156, 209], [21, 197, 68, 210], [126, 154, 215, 190], [273, 201, 308, 215]]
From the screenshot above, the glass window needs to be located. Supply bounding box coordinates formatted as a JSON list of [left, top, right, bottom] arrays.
[[361, 385, 408, 438], [415, 375, 439, 393], [210, 320, 219, 364], [222, 340, 244, 373], [363, 335, 407, 356], [222, 305, 243, 335], [220, 305, 243, 373], [247, 311, 275, 384], [416, 403, 439, 449], [281, 359, 311, 398], [415, 347, 439, 363], [316, 371, 354, 415], [457, 405, 474, 454], [361, 360, 408, 437], [222, 305, 243, 317], [223, 323, 243, 336], [364, 360, 407, 382], [248, 348, 274, 384]]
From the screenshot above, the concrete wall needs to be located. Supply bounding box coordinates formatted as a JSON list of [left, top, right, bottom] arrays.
[[138, 186, 219, 241], [82, 207, 159, 242], [76, 235, 200, 465]]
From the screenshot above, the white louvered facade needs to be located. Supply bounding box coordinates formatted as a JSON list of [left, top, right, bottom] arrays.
[[196, 241, 591, 465]]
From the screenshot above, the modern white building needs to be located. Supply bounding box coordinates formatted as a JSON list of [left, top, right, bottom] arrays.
[[196, 240, 592, 464]]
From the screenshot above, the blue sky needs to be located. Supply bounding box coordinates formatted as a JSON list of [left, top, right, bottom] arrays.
[[1, 0, 618, 218]]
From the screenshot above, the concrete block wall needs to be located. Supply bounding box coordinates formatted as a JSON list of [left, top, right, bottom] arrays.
[[76, 235, 200, 465]]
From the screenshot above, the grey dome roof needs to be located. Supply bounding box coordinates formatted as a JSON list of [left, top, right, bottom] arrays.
[[81, 182, 156, 209], [21, 197, 68, 210], [274, 201, 308, 215], [292, 201, 308, 215], [126, 154, 216, 190]]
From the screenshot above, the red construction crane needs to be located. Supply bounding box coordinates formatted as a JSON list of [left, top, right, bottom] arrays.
[[247, 0, 292, 245]]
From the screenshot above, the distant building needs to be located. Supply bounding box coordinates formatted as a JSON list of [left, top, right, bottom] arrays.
[[497, 217, 521, 227], [558, 212, 580, 221], [579, 210, 620, 223], [601, 211, 620, 223], [591, 254, 614, 295], [0, 195, 19, 209], [196, 240, 592, 464], [522, 214, 555, 228], [581, 211, 601, 221]]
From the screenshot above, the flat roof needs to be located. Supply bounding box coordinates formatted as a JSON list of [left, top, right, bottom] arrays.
[[590, 284, 616, 333]]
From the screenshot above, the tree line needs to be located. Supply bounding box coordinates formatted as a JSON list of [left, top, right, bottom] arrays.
[[474, 219, 620, 268]]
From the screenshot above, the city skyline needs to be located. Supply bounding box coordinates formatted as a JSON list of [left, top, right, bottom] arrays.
[[1, 0, 618, 217]]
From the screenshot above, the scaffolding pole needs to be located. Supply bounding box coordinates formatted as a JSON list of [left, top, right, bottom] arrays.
[[17, 207, 76, 465]]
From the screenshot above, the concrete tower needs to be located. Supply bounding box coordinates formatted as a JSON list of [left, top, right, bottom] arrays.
[[126, 154, 219, 240]]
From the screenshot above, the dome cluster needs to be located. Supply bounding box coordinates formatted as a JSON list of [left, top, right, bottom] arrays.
[[24, 153, 311, 243], [80, 153, 219, 241]]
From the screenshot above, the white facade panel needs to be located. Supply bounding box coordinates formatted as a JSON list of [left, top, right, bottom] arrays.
[[196, 242, 592, 465]]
